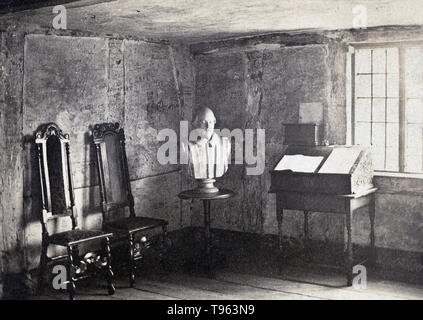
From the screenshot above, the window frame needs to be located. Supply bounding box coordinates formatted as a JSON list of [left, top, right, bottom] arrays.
[[348, 40, 423, 174]]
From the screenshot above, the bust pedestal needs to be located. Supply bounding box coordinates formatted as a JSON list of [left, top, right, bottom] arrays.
[[194, 178, 218, 194]]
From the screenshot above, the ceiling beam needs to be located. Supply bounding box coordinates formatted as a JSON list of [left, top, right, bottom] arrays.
[[0, 0, 116, 14]]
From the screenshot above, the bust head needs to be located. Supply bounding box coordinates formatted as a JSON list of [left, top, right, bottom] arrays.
[[193, 107, 216, 141]]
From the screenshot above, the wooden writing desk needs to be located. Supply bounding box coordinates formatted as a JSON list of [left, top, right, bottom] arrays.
[[272, 187, 377, 286]]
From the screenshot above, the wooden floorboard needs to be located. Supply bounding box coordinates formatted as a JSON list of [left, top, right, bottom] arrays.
[[34, 268, 423, 300], [148, 273, 319, 300], [32, 258, 423, 300], [216, 271, 393, 300]]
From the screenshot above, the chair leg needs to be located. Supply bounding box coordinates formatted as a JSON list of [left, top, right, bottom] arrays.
[[67, 246, 75, 300], [37, 241, 48, 295], [71, 245, 79, 264], [128, 233, 136, 287], [160, 225, 170, 271], [162, 224, 168, 248], [103, 237, 116, 295]]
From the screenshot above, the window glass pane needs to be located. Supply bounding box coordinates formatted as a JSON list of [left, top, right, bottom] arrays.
[[405, 70, 423, 98], [372, 49, 386, 74], [405, 152, 423, 172], [405, 47, 423, 98], [355, 122, 371, 145], [386, 123, 399, 148], [372, 146, 385, 171], [406, 98, 423, 124], [372, 98, 385, 122], [406, 124, 423, 157], [356, 75, 371, 97], [385, 147, 399, 171], [355, 49, 371, 74], [372, 123, 385, 147], [387, 48, 399, 74], [387, 98, 399, 123], [372, 74, 386, 97], [387, 73, 399, 98], [355, 98, 371, 122], [386, 123, 399, 171]]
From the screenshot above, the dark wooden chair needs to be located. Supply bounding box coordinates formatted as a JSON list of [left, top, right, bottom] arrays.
[[36, 123, 115, 300], [91, 122, 169, 287]]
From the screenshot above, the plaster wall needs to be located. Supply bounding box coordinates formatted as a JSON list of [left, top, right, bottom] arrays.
[[0, 32, 193, 273]]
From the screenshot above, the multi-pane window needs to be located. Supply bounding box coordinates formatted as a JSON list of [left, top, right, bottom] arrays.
[[404, 47, 423, 172], [352, 44, 423, 173]]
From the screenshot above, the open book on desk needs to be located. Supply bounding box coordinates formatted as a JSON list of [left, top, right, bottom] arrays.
[[274, 154, 324, 173]]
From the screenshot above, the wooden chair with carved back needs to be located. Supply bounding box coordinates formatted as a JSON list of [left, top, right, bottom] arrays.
[[35, 123, 115, 300], [91, 122, 169, 287]]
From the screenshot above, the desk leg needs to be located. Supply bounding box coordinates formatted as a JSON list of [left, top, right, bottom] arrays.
[[276, 208, 284, 270], [304, 211, 312, 262], [345, 207, 353, 286], [203, 199, 212, 274], [369, 194, 376, 267]]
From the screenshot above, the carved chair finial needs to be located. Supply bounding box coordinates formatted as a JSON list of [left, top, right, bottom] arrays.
[[35, 123, 68, 141], [92, 122, 121, 140]]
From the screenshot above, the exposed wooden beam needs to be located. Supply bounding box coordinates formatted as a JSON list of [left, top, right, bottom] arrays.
[[0, 0, 116, 14]]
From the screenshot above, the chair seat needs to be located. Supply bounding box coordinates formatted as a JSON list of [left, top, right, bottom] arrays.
[[105, 216, 167, 233], [49, 229, 113, 246]]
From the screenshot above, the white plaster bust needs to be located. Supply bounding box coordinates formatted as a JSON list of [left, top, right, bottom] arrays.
[[184, 107, 231, 193]]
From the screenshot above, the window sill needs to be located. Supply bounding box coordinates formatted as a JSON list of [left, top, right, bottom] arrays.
[[373, 171, 423, 195], [374, 171, 423, 179]]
